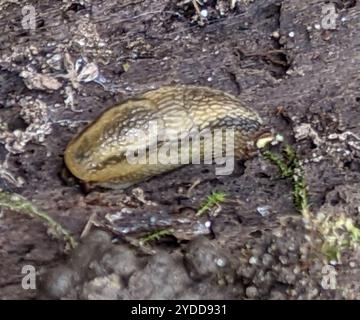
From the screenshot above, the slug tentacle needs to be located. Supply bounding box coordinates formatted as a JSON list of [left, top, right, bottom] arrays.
[[64, 85, 272, 189]]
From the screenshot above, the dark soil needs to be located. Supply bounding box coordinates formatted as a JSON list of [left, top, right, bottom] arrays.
[[0, 0, 360, 299]]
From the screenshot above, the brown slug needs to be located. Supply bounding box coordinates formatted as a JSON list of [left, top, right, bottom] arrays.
[[64, 85, 273, 189]]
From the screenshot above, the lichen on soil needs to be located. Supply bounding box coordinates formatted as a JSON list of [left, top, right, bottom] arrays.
[[1, 0, 360, 299]]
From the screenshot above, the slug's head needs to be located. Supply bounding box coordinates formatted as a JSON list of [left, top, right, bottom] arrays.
[[240, 127, 275, 158], [255, 129, 275, 150]]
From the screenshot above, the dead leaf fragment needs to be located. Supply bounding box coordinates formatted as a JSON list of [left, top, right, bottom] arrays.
[[20, 70, 62, 91]]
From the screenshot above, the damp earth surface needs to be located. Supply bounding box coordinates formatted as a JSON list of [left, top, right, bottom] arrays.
[[0, 0, 360, 299]]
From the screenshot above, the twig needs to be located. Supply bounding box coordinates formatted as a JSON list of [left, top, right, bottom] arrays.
[[187, 178, 201, 197]]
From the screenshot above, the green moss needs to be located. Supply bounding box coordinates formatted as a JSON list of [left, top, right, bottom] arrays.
[[0, 191, 77, 249], [262, 145, 360, 262], [139, 228, 174, 246], [196, 191, 226, 216], [262, 145, 308, 213]]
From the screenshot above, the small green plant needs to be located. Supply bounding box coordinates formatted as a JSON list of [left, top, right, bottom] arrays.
[[263, 144, 360, 262], [196, 191, 226, 216], [0, 190, 77, 249], [139, 228, 174, 246], [262, 146, 295, 178], [314, 212, 360, 261], [262, 145, 308, 214]]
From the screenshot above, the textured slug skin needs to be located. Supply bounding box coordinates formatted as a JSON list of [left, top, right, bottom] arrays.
[[64, 85, 271, 189]]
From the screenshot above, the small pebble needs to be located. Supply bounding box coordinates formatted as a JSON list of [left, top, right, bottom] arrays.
[[204, 220, 212, 228], [245, 286, 258, 298], [200, 9, 208, 18], [216, 258, 226, 268], [256, 206, 271, 217], [279, 256, 288, 265], [272, 31, 280, 39], [262, 254, 273, 267]]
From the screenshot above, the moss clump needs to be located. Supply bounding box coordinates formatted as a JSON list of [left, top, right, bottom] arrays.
[[262, 145, 308, 213], [196, 191, 226, 216], [0, 190, 77, 249], [263, 145, 360, 262], [139, 228, 174, 246]]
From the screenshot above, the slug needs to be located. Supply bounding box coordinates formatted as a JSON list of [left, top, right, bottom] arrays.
[[64, 85, 273, 189]]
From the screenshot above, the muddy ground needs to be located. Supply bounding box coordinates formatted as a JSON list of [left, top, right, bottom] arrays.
[[0, 0, 360, 299]]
